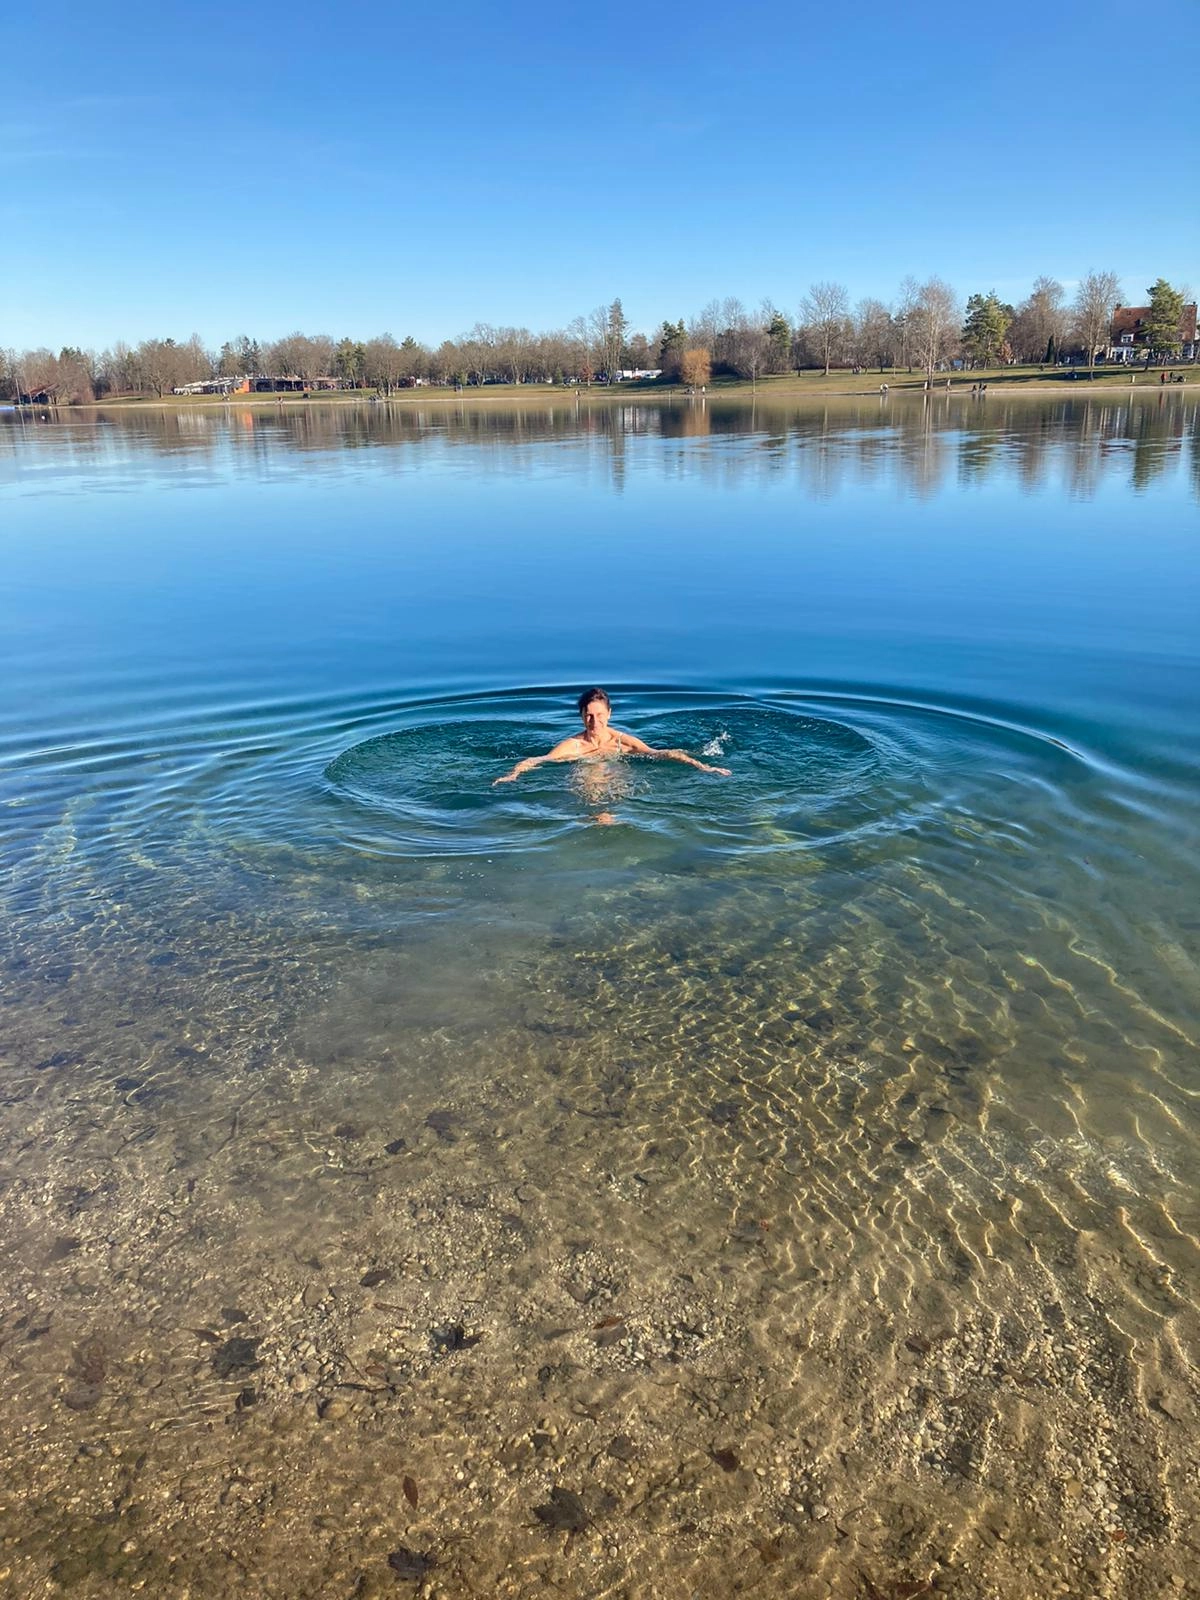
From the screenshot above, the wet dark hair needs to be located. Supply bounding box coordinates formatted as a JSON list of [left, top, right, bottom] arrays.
[[577, 687, 611, 716]]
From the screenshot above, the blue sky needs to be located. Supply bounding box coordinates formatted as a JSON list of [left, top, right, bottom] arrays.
[[3, 0, 1196, 351]]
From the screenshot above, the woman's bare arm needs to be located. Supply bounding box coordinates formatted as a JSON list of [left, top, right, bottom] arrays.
[[493, 738, 583, 784], [495, 729, 731, 784], [618, 732, 730, 776]]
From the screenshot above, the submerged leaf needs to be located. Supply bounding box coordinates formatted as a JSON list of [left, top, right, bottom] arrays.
[[534, 1486, 589, 1533], [387, 1545, 435, 1580], [212, 1336, 261, 1378], [402, 1475, 419, 1509], [62, 1384, 103, 1411], [433, 1323, 481, 1353], [424, 1109, 461, 1143], [72, 1337, 107, 1386]]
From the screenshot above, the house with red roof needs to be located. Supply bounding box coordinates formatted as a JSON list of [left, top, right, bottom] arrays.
[[1108, 303, 1197, 362]]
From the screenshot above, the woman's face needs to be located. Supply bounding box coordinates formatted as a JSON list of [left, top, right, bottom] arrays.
[[581, 698, 611, 739]]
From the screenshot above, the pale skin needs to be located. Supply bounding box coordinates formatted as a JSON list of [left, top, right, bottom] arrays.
[[493, 696, 732, 785]]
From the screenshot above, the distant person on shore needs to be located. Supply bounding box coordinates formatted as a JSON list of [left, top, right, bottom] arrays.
[[493, 688, 731, 786]]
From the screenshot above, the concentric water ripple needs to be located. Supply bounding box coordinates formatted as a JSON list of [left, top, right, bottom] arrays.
[[323, 697, 894, 857], [0, 678, 1162, 897]]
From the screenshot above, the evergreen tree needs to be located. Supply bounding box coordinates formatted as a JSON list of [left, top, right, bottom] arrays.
[[217, 335, 261, 377], [606, 298, 629, 374], [656, 318, 686, 377], [961, 292, 1011, 367], [240, 336, 262, 376], [1144, 278, 1185, 359], [333, 338, 366, 386], [765, 311, 793, 371]]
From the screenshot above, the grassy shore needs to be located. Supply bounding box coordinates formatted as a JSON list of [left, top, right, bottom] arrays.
[[65, 362, 1198, 409]]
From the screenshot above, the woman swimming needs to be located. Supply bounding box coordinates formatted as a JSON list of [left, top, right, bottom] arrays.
[[493, 687, 731, 785]]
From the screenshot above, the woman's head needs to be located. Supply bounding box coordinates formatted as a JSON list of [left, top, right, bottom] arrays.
[[576, 687, 611, 718]]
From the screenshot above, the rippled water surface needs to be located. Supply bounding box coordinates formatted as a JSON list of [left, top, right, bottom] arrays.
[[1, 396, 1198, 1598]]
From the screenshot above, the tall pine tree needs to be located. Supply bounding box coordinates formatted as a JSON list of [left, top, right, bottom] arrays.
[[1143, 278, 1185, 359], [961, 292, 1011, 367]]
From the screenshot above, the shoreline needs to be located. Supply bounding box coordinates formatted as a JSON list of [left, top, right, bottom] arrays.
[[15, 372, 1197, 412]]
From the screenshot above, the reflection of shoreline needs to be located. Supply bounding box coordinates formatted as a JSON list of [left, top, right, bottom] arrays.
[[6, 395, 1192, 501]]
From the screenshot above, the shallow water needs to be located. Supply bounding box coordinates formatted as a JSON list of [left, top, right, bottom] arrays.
[[1, 395, 1198, 1598]]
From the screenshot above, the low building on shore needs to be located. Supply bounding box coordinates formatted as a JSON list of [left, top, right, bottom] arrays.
[[173, 380, 235, 395], [1108, 303, 1198, 363], [170, 376, 347, 395]]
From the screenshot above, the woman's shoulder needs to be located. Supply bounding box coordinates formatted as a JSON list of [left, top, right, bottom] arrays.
[[549, 733, 588, 756]]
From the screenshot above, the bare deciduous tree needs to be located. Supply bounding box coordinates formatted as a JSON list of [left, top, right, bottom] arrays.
[[894, 276, 920, 372], [492, 327, 535, 385], [1008, 276, 1067, 363], [853, 298, 894, 373], [363, 334, 409, 394], [101, 341, 138, 396], [801, 281, 851, 375], [723, 312, 770, 385], [266, 332, 335, 384], [19, 347, 59, 396], [688, 300, 722, 354], [1072, 270, 1121, 375], [910, 278, 960, 380], [55, 346, 97, 403], [585, 306, 610, 379], [133, 336, 209, 397], [566, 315, 596, 384]]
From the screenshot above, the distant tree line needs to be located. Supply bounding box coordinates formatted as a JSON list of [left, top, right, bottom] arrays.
[[3, 275, 1192, 404]]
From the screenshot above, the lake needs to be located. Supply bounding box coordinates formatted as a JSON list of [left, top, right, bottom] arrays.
[[1, 393, 1197, 1599]]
